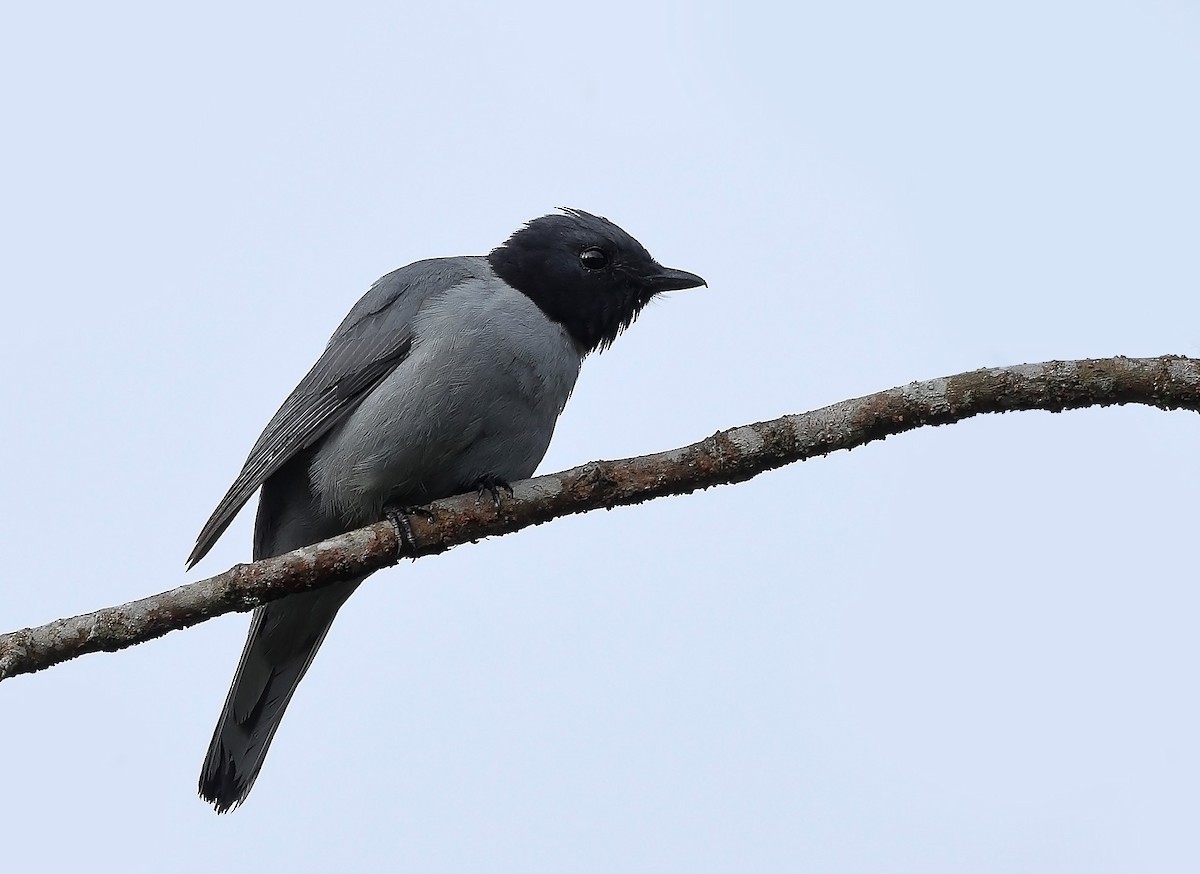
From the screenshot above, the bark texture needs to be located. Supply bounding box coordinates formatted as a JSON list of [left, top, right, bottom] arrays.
[[2, 355, 1197, 681]]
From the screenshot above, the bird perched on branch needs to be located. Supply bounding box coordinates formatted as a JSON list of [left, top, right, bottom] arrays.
[[188, 208, 705, 812]]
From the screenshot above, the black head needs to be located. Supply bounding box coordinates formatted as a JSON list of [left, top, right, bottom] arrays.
[[486, 208, 705, 354]]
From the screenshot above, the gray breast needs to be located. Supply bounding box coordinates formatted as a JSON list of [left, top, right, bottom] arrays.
[[310, 275, 583, 523]]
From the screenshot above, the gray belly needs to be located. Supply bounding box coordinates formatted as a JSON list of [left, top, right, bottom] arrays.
[[309, 280, 582, 524]]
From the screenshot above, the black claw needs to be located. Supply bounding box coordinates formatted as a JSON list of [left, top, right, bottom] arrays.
[[474, 475, 514, 509], [383, 504, 435, 559]]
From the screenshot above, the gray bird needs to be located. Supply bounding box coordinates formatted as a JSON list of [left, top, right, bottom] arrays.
[[188, 209, 704, 812]]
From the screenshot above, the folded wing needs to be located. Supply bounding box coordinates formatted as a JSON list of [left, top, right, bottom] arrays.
[[186, 257, 482, 567]]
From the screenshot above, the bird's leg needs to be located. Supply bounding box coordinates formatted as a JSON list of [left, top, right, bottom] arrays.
[[474, 475, 515, 510], [383, 504, 437, 559]]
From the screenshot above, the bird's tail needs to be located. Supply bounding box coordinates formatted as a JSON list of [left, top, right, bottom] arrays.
[[198, 578, 362, 812]]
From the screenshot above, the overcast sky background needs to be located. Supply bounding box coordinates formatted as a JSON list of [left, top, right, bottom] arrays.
[[3, 2, 1199, 871]]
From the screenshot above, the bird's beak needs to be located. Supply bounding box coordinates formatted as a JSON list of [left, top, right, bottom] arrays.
[[646, 266, 707, 293]]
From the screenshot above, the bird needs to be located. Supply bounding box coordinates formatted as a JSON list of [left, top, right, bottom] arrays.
[[188, 208, 705, 812]]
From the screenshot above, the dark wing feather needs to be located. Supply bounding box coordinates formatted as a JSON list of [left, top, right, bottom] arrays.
[[187, 257, 482, 568]]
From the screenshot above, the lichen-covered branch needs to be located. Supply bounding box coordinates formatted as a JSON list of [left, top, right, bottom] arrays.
[[3, 355, 1197, 681]]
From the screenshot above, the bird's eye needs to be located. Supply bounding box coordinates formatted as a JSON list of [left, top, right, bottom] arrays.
[[580, 247, 609, 270]]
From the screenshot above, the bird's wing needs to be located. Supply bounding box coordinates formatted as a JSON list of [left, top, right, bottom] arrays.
[[187, 257, 483, 567]]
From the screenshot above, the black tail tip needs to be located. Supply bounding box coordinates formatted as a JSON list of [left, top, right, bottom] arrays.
[[199, 757, 251, 814]]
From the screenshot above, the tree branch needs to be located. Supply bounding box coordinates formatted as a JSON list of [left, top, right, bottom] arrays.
[[3, 355, 1198, 682]]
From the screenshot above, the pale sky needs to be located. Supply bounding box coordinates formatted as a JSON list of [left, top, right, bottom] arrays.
[[3, 2, 1199, 871]]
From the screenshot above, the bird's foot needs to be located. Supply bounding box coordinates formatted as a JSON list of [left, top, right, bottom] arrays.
[[474, 475, 515, 510], [383, 504, 436, 559]]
